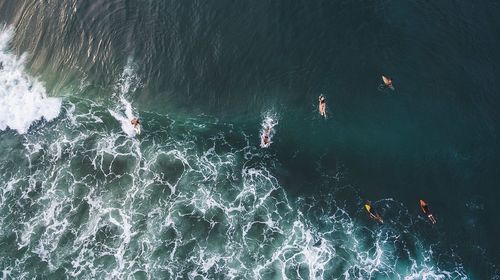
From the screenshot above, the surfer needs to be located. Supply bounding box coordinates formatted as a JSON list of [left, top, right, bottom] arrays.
[[319, 95, 326, 118], [131, 117, 140, 128], [0, 61, 3, 70], [131, 117, 141, 134], [262, 127, 271, 146], [382, 75, 394, 90], [419, 200, 437, 224], [365, 201, 384, 224]]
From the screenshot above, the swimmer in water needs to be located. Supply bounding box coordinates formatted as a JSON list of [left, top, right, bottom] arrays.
[[319, 95, 326, 118], [382, 75, 395, 90], [364, 201, 384, 224], [419, 200, 437, 224]]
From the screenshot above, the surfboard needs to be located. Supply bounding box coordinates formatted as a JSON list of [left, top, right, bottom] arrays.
[[260, 127, 272, 148], [260, 116, 277, 148], [261, 133, 270, 148], [365, 204, 384, 223], [382, 75, 394, 90]]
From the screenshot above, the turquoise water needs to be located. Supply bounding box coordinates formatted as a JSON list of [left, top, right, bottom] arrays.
[[0, 1, 499, 279]]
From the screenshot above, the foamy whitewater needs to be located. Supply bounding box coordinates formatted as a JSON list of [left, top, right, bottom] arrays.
[[0, 27, 470, 279], [108, 96, 139, 138], [260, 113, 278, 148], [0, 26, 61, 134], [109, 60, 142, 137]]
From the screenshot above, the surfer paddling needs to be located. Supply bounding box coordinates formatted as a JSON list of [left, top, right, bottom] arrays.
[[364, 201, 384, 224], [131, 118, 141, 134], [131, 117, 140, 128], [262, 127, 271, 147], [382, 75, 394, 90], [419, 200, 437, 224], [319, 95, 326, 118]]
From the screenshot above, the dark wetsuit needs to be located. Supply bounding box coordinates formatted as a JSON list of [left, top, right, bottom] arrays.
[[422, 204, 435, 222], [422, 205, 431, 215]]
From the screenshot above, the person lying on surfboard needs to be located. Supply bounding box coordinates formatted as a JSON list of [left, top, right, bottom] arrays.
[[319, 95, 326, 118], [262, 128, 271, 146], [131, 118, 141, 134], [419, 200, 437, 224], [364, 201, 384, 224], [382, 75, 394, 90], [131, 118, 140, 127]]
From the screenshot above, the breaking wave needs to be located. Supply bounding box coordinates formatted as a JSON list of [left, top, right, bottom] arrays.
[[0, 26, 61, 134], [0, 27, 469, 279]]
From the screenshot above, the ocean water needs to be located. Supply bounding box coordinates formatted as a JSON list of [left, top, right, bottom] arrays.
[[0, 1, 499, 279]]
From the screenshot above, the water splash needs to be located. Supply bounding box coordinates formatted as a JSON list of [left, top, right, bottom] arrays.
[[0, 26, 61, 134], [260, 112, 278, 148], [108, 97, 139, 137], [109, 61, 141, 137]]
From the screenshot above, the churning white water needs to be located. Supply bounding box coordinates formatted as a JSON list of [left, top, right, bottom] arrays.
[[0, 26, 61, 134]]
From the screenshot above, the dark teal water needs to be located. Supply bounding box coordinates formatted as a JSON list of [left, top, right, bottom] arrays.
[[0, 0, 499, 278]]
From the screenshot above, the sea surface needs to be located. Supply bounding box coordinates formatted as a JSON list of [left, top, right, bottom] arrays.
[[0, 1, 499, 279]]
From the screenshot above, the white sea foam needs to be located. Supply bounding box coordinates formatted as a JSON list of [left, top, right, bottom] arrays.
[[109, 61, 141, 137], [260, 112, 278, 148], [114, 58, 141, 95], [0, 26, 61, 134], [109, 95, 139, 137], [108, 104, 137, 138], [0, 99, 469, 279]]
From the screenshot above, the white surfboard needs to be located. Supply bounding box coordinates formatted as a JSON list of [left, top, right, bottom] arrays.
[[261, 133, 270, 148], [382, 75, 395, 90], [260, 116, 277, 148]]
